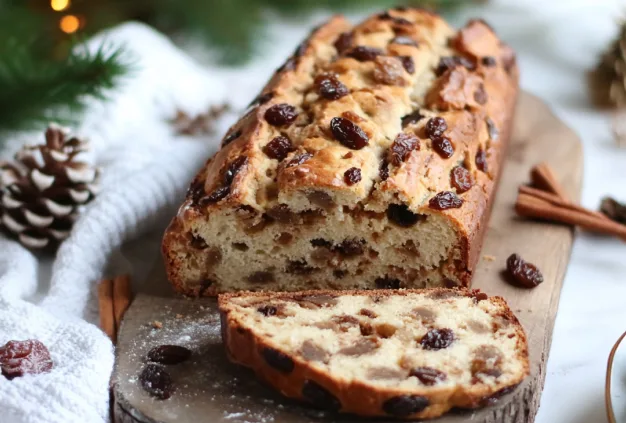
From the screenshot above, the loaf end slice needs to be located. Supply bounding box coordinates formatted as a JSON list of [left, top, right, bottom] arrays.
[[218, 288, 529, 419]]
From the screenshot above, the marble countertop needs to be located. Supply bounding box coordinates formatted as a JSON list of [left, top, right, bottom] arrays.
[[118, 1, 626, 421]]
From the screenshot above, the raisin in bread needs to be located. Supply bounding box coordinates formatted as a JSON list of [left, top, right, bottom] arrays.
[[219, 288, 529, 419], [162, 8, 519, 296]]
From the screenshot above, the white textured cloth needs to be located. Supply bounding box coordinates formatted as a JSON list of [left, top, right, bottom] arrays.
[[1, 1, 626, 422]]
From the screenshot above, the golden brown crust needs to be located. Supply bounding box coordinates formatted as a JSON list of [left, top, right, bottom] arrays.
[[162, 8, 519, 296], [219, 288, 530, 419]]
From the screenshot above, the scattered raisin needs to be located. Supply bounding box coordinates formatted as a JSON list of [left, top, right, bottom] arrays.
[[482, 56, 497, 67], [344, 167, 362, 185], [222, 130, 242, 147], [389, 133, 420, 165], [400, 56, 415, 74], [0, 340, 53, 379], [474, 83, 488, 104], [315, 73, 349, 100], [378, 12, 412, 25], [375, 277, 401, 289], [387, 204, 424, 227], [420, 328, 455, 350], [429, 191, 463, 210], [383, 395, 429, 417], [224, 156, 248, 185], [359, 308, 378, 318], [505, 254, 544, 288], [401, 110, 424, 128], [330, 117, 369, 150], [310, 238, 332, 248], [286, 152, 313, 168], [374, 56, 406, 85], [486, 118, 499, 140], [335, 239, 365, 256], [199, 186, 230, 205], [302, 380, 341, 411], [334, 32, 354, 54], [476, 148, 488, 172], [347, 46, 383, 62], [450, 166, 473, 193], [187, 180, 205, 205], [409, 367, 448, 386], [139, 364, 174, 400], [367, 367, 407, 380], [263, 136, 295, 161], [390, 36, 418, 47], [146, 345, 192, 365], [435, 56, 475, 76], [307, 191, 335, 209], [375, 323, 397, 338], [264, 103, 298, 126], [432, 136, 454, 158], [257, 305, 277, 316], [297, 294, 338, 308], [300, 341, 329, 362], [379, 160, 390, 180], [286, 259, 316, 275], [338, 337, 380, 355], [425, 117, 447, 139], [261, 347, 294, 373]]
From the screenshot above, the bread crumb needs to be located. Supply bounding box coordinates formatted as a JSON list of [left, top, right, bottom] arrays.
[[483, 255, 496, 261], [152, 320, 163, 329]]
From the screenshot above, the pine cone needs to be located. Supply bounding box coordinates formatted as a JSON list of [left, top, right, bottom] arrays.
[[0, 124, 99, 250], [589, 21, 626, 108]]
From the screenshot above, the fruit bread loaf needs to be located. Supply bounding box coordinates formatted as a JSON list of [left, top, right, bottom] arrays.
[[218, 288, 529, 419], [162, 8, 519, 296]]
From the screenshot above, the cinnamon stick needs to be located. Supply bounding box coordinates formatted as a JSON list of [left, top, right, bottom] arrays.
[[516, 193, 626, 241], [98, 279, 115, 341], [519, 186, 610, 221], [112, 275, 132, 343], [530, 162, 570, 201]]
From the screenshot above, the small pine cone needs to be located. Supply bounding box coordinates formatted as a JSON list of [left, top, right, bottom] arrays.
[[0, 124, 99, 250]]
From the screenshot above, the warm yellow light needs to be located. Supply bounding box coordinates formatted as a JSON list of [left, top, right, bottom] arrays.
[[50, 0, 70, 12], [59, 15, 80, 34]]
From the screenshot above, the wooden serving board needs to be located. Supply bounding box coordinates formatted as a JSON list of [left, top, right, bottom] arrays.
[[112, 92, 583, 423]]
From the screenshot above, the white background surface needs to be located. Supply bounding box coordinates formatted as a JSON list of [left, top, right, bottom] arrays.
[[1, 0, 625, 422]]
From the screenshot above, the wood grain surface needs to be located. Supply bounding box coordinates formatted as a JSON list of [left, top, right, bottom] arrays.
[[112, 92, 583, 423]]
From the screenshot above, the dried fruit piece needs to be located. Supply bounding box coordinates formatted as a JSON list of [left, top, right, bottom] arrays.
[[389, 133, 420, 165], [264, 104, 298, 126], [300, 341, 329, 362], [334, 32, 354, 54], [261, 347, 294, 373], [146, 345, 192, 365], [257, 305, 278, 316], [338, 337, 380, 355], [330, 117, 369, 150], [286, 259, 316, 275], [420, 328, 455, 350], [390, 36, 418, 47], [482, 56, 497, 66], [400, 56, 415, 74], [375, 277, 401, 289], [286, 152, 313, 168], [139, 364, 174, 400], [344, 167, 362, 185], [222, 129, 242, 147], [401, 110, 424, 128], [367, 367, 407, 380], [432, 136, 454, 158], [435, 56, 475, 76], [486, 117, 499, 140], [347, 46, 384, 62], [335, 238, 365, 256], [505, 254, 544, 288], [297, 294, 338, 308], [474, 83, 488, 104], [409, 367, 448, 386], [450, 166, 474, 193], [383, 395, 429, 417], [373, 56, 406, 85], [0, 339, 53, 379], [315, 73, 349, 100], [263, 136, 295, 161], [429, 191, 463, 210], [302, 380, 342, 411], [200, 186, 230, 205], [387, 204, 424, 227], [476, 148, 488, 173], [224, 156, 248, 185], [379, 160, 390, 181], [359, 308, 378, 318], [425, 117, 447, 139]]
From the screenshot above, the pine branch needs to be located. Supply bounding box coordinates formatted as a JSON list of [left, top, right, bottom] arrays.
[[0, 41, 131, 132]]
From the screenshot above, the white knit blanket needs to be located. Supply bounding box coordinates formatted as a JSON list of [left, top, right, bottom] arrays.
[[1, 1, 625, 422]]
